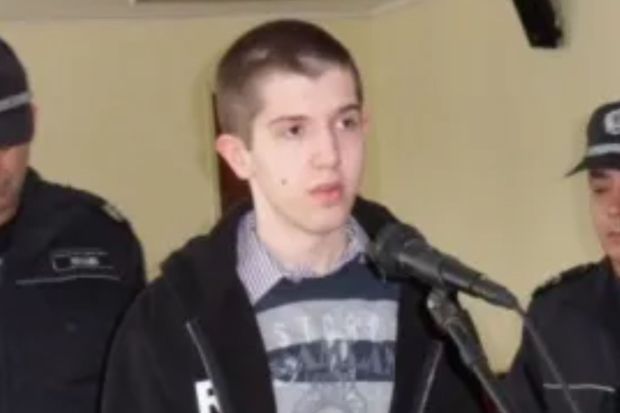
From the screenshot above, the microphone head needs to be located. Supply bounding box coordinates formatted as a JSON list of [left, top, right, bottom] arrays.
[[368, 222, 426, 277], [369, 222, 520, 309]]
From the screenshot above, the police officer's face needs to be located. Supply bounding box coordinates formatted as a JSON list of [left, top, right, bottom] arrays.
[[217, 66, 367, 238], [0, 142, 29, 226], [589, 169, 620, 271]]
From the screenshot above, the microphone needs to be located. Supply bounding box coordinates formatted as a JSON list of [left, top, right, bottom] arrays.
[[368, 222, 518, 309]]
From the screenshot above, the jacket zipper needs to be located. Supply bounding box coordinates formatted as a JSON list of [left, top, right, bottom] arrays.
[[185, 319, 234, 413], [412, 342, 444, 413], [185, 320, 213, 378]]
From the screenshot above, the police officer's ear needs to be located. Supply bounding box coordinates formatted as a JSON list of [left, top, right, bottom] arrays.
[[215, 133, 252, 181]]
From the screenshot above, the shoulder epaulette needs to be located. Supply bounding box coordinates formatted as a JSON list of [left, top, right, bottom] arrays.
[[100, 201, 127, 223], [533, 263, 595, 298], [27, 171, 129, 225], [64, 185, 127, 224]]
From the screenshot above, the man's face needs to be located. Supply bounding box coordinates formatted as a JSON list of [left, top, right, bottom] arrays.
[[221, 66, 367, 237], [589, 168, 620, 267], [0, 143, 29, 225]]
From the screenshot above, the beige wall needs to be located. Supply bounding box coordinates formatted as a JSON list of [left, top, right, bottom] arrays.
[[2, 0, 620, 369], [368, 0, 620, 368]]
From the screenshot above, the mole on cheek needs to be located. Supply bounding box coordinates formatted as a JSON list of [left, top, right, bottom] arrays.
[[280, 179, 288, 186]]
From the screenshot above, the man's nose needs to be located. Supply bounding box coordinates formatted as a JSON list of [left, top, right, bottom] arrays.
[[312, 128, 340, 168]]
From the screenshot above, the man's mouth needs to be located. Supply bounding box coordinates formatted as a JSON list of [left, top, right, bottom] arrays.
[[309, 182, 343, 204]]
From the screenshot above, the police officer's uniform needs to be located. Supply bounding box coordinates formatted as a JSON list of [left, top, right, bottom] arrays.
[[506, 260, 620, 413], [0, 169, 145, 412]]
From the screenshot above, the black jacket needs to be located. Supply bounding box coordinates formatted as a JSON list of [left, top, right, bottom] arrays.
[[506, 259, 620, 413], [0, 169, 145, 413], [102, 199, 483, 413]]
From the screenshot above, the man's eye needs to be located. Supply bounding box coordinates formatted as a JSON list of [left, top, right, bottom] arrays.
[[281, 124, 305, 139], [336, 115, 361, 131], [592, 185, 608, 195]]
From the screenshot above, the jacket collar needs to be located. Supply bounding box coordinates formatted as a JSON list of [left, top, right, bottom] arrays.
[[558, 259, 616, 318], [165, 196, 400, 311]]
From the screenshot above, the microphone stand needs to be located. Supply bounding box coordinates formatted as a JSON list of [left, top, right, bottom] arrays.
[[426, 288, 519, 413]]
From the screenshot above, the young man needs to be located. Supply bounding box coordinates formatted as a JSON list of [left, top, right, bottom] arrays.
[[102, 20, 482, 413], [506, 101, 620, 413], [0, 37, 145, 412]]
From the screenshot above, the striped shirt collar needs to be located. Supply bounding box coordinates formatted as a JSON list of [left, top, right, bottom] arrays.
[[237, 211, 369, 304]]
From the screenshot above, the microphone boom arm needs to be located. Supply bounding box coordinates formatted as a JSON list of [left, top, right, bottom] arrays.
[[426, 289, 520, 413]]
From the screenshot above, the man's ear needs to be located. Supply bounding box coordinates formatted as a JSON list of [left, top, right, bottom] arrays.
[[215, 133, 252, 180]]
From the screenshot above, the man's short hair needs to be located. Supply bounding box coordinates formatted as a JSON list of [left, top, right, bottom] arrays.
[[214, 19, 363, 144]]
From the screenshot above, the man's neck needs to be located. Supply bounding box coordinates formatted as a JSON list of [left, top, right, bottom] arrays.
[[255, 214, 349, 276]]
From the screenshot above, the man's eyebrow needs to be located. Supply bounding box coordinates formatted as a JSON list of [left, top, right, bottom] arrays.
[[336, 103, 362, 115], [266, 104, 361, 126], [267, 115, 307, 127]]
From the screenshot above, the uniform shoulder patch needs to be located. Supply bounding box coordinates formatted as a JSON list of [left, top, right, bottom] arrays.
[[101, 202, 126, 223], [43, 179, 129, 224], [533, 263, 595, 298]]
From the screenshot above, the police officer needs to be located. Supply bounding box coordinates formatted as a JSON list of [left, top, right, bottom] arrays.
[[0, 37, 145, 412], [506, 101, 620, 413]]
